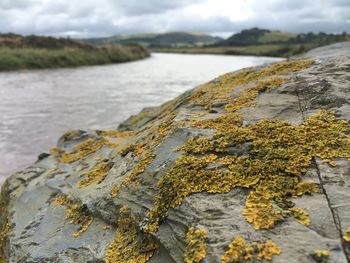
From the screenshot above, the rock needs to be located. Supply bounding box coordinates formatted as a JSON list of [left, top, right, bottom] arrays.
[[1, 43, 350, 263]]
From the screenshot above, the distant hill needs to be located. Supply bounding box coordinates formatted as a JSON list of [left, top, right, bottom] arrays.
[[81, 32, 223, 48], [214, 28, 350, 47]]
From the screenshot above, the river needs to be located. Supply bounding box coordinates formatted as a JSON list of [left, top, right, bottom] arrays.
[[0, 53, 283, 184]]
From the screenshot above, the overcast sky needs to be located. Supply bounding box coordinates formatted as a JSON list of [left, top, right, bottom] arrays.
[[0, 0, 349, 38]]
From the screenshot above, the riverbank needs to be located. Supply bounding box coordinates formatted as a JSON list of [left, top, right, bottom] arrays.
[[151, 43, 319, 57], [0, 34, 150, 71]]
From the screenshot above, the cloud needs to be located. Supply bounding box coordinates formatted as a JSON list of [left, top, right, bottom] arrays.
[[0, 0, 349, 37], [0, 0, 37, 10], [115, 0, 205, 16]]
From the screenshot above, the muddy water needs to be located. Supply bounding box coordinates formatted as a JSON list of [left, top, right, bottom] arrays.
[[0, 53, 282, 184]]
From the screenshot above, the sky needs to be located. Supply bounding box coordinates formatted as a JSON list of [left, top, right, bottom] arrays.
[[0, 0, 349, 38]]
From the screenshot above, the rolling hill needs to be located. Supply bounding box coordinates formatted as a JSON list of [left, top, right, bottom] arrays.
[[153, 28, 350, 57], [81, 32, 223, 48], [214, 28, 349, 47]]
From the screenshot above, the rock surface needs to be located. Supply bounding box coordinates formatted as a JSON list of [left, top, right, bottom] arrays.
[[1, 43, 350, 263]]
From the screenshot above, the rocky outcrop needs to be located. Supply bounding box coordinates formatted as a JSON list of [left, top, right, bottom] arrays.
[[1, 43, 350, 263]]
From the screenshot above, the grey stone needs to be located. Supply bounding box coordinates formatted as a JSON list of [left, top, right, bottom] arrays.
[[1, 44, 350, 262]]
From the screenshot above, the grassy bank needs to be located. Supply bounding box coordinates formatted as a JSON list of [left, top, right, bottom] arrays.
[[0, 34, 150, 71], [151, 43, 320, 57]]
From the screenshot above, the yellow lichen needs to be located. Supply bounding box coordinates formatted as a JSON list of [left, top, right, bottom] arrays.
[[243, 192, 284, 230], [129, 111, 149, 126], [224, 76, 285, 112], [61, 130, 82, 141], [221, 236, 281, 262], [295, 181, 320, 196], [76, 161, 114, 188], [186, 59, 314, 111], [322, 159, 337, 167], [221, 236, 254, 263], [97, 130, 134, 139], [288, 207, 310, 226], [42, 59, 332, 261], [53, 195, 93, 237], [256, 240, 282, 261], [343, 226, 350, 242], [184, 227, 207, 263], [105, 206, 158, 263], [177, 136, 214, 154], [50, 147, 61, 154], [145, 109, 350, 232], [111, 152, 155, 197], [0, 222, 10, 263], [312, 250, 331, 263], [111, 112, 178, 197], [111, 184, 122, 198], [60, 137, 120, 163], [190, 113, 206, 118]]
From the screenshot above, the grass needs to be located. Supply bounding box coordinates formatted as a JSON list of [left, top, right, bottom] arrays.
[[0, 44, 150, 71], [151, 43, 326, 58]]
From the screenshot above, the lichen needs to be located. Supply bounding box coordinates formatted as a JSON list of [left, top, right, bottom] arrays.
[[118, 143, 146, 157], [114, 59, 344, 239], [105, 205, 158, 263], [343, 226, 350, 242], [185, 59, 314, 110], [44, 58, 347, 261], [224, 76, 285, 112], [288, 207, 310, 226], [312, 250, 331, 263], [146, 109, 349, 232], [184, 227, 207, 263], [97, 130, 134, 138], [50, 147, 61, 154], [111, 112, 178, 197], [53, 195, 93, 237], [60, 137, 120, 163], [61, 130, 82, 141], [76, 160, 114, 188], [0, 182, 11, 263], [221, 236, 281, 262], [129, 111, 149, 126], [0, 222, 10, 263]]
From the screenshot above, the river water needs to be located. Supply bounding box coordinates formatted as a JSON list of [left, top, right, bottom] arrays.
[[0, 53, 282, 184]]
